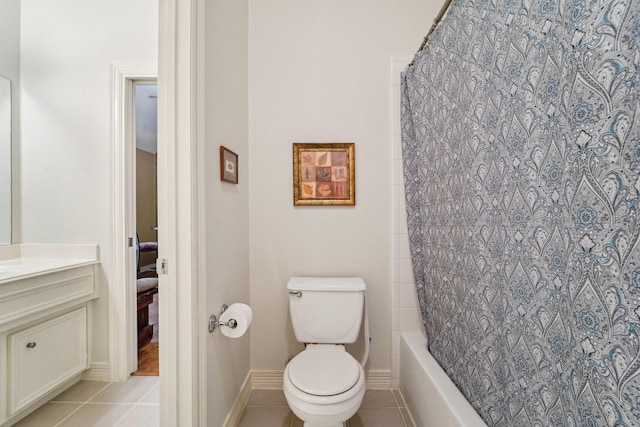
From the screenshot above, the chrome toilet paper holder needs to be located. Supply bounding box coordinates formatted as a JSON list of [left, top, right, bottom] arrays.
[[209, 304, 238, 333]]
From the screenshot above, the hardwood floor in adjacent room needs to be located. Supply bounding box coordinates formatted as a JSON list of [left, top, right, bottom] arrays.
[[134, 341, 159, 376], [134, 293, 158, 376]]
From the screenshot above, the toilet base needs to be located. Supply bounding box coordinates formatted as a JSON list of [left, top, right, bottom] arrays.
[[302, 422, 345, 427]]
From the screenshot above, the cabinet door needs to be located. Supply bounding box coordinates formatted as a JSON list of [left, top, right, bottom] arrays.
[[8, 307, 87, 414]]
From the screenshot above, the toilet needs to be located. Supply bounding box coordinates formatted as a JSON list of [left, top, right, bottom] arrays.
[[283, 276, 368, 427]]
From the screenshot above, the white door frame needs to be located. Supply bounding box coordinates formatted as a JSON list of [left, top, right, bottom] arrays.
[[109, 0, 207, 427], [110, 0, 204, 425], [158, 0, 205, 425], [109, 63, 157, 380]]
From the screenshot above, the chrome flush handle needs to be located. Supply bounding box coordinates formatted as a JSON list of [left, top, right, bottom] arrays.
[[288, 291, 302, 297]]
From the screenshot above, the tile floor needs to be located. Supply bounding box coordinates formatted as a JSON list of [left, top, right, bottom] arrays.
[[13, 381, 414, 427], [12, 376, 159, 427], [239, 389, 415, 427]]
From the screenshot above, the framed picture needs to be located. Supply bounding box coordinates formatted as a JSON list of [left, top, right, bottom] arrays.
[[293, 142, 355, 206], [220, 146, 238, 184]]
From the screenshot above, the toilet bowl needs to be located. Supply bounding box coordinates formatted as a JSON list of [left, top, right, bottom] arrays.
[[283, 344, 366, 427], [284, 277, 369, 427]]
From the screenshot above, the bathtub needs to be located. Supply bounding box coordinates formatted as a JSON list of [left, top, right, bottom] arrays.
[[400, 332, 488, 427]]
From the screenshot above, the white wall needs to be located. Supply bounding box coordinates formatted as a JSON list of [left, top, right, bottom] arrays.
[[19, 0, 158, 366], [0, 0, 19, 106], [204, 0, 250, 425], [0, 0, 20, 244], [248, 0, 435, 375]]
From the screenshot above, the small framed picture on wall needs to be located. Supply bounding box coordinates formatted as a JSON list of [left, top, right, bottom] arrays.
[[292, 142, 355, 206], [220, 146, 238, 184]]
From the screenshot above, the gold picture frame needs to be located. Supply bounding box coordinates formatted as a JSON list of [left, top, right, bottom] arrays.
[[293, 142, 355, 206]]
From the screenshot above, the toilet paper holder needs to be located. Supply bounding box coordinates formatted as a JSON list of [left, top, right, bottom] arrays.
[[209, 304, 238, 333]]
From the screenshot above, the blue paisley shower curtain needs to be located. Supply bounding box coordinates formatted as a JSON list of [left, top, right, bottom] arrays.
[[401, 0, 640, 425]]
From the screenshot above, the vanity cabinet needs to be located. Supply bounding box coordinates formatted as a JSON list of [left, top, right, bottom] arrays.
[[8, 307, 87, 415], [0, 245, 99, 427]]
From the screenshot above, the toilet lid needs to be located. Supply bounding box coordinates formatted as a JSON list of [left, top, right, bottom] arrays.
[[288, 349, 360, 396]]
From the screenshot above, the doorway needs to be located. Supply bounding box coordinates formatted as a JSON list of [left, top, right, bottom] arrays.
[[108, 1, 204, 420], [108, 62, 158, 382], [132, 82, 159, 375]]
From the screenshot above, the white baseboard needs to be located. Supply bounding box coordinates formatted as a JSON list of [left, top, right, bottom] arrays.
[[249, 369, 392, 390], [222, 372, 252, 427], [365, 370, 393, 389], [250, 370, 284, 389], [82, 362, 111, 382]]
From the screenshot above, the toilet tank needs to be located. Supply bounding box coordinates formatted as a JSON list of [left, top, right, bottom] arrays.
[[287, 277, 366, 344]]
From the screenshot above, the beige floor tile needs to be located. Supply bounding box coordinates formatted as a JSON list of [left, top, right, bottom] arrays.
[[114, 404, 160, 426], [139, 382, 160, 404], [89, 377, 159, 404], [392, 389, 406, 407], [238, 406, 292, 427], [57, 403, 134, 427], [12, 402, 81, 427], [51, 381, 111, 402], [350, 408, 406, 427], [360, 390, 398, 408], [290, 412, 304, 427], [400, 407, 415, 427], [247, 389, 289, 407]]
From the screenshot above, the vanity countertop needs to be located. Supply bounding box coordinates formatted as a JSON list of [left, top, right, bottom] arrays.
[[0, 244, 99, 284]]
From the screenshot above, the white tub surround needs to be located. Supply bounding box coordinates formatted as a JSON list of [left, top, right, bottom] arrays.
[[0, 244, 99, 427], [400, 332, 487, 427]]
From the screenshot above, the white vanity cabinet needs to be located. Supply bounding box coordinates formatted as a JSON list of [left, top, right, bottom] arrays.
[[8, 307, 87, 416], [0, 245, 99, 426]]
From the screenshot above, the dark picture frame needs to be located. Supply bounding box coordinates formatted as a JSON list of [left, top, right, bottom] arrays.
[[220, 146, 238, 184]]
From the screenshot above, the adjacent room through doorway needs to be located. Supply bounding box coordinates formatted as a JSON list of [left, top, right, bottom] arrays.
[[133, 82, 159, 376]]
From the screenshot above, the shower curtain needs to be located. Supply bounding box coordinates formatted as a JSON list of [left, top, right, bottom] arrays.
[[401, 0, 640, 425]]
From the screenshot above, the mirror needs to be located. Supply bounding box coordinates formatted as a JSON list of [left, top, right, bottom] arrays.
[[0, 75, 10, 245]]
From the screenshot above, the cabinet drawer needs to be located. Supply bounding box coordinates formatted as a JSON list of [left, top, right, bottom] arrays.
[[0, 265, 96, 327], [8, 307, 87, 414]]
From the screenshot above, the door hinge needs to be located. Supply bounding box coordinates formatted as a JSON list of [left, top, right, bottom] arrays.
[[156, 258, 168, 275]]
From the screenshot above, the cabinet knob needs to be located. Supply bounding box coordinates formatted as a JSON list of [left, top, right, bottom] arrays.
[[26, 342, 37, 349]]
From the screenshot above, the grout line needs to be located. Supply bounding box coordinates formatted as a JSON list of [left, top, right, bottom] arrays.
[[398, 407, 411, 427], [392, 388, 404, 408], [246, 405, 289, 408], [395, 389, 409, 408], [401, 407, 417, 427], [51, 381, 113, 403], [54, 401, 95, 427], [53, 381, 114, 426], [136, 380, 160, 404], [244, 389, 412, 427], [54, 404, 85, 427], [49, 379, 162, 426], [65, 402, 139, 406], [394, 390, 417, 427], [112, 403, 138, 426]]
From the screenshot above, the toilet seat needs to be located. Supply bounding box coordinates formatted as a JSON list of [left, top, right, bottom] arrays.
[[288, 347, 361, 396]]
